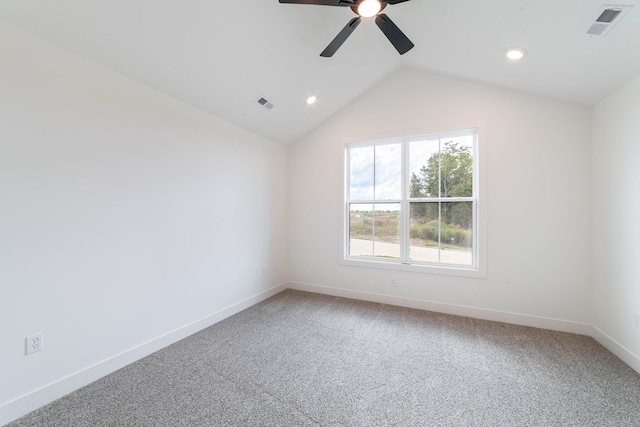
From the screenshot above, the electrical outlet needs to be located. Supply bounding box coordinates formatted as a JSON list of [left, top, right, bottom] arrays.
[[261, 267, 266, 277], [634, 311, 640, 329], [26, 333, 43, 355], [391, 278, 396, 287]]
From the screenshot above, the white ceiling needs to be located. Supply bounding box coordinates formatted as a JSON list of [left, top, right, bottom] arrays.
[[1, 0, 639, 145]]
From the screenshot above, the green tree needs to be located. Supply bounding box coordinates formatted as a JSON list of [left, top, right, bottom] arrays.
[[410, 172, 424, 198], [411, 141, 473, 229], [409, 172, 427, 218], [421, 141, 472, 198]]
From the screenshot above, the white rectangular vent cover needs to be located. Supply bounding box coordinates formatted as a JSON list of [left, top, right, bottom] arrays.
[[256, 97, 274, 110], [586, 5, 632, 36]]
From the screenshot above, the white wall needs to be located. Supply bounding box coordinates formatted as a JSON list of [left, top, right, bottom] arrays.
[[0, 21, 288, 424], [288, 67, 593, 330], [592, 74, 640, 369]]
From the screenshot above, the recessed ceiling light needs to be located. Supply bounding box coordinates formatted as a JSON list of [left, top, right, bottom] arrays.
[[357, 0, 382, 18], [505, 47, 527, 60], [306, 95, 317, 105]]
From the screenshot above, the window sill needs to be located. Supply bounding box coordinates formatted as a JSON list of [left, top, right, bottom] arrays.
[[339, 256, 487, 279]]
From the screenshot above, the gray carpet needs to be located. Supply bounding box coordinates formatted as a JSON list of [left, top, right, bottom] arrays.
[[8, 289, 640, 426]]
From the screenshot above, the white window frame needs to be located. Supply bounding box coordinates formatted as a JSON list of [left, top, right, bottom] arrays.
[[339, 121, 487, 278]]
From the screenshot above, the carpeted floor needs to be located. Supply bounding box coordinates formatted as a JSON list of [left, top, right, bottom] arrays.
[[9, 289, 640, 426]]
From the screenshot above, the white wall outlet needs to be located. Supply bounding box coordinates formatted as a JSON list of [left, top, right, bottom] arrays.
[[26, 333, 43, 355], [391, 278, 396, 287], [261, 267, 266, 277], [634, 311, 640, 329]]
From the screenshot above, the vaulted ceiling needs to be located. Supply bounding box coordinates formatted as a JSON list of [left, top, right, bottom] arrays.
[[1, 0, 639, 145]]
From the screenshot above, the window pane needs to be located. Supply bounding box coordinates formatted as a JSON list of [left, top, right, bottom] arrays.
[[349, 203, 401, 259], [374, 144, 401, 200], [372, 203, 400, 259], [440, 136, 473, 198], [349, 146, 374, 200], [409, 202, 440, 262], [440, 201, 473, 265], [409, 139, 439, 198], [349, 204, 373, 256]]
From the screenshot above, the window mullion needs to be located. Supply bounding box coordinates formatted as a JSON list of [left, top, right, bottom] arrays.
[[437, 138, 442, 263], [372, 147, 376, 257], [345, 150, 351, 257], [401, 139, 409, 263], [371, 203, 375, 257]]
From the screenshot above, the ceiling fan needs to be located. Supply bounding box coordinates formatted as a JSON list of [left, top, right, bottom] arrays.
[[279, 0, 414, 57]]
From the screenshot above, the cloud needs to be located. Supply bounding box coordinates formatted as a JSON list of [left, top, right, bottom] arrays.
[[349, 136, 473, 201]]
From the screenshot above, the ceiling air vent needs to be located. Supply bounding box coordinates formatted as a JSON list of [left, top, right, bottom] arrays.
[[256, 97, 274, 110], [586, 5, 632, 37]]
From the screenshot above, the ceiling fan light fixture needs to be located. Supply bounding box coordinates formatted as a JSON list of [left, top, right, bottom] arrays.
[[357, 0, 382, 18], [505, 47, 527, 60], [280, 0, 414, 57]]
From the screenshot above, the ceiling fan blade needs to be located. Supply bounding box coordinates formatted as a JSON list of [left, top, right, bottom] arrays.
[[320, 17, 361, 57], [386, 0, 411, 4], [278, 0, 354, 5], [374, 13, 414, 55]]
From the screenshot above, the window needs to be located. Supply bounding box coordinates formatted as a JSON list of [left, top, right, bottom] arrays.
[[342, 123, 486, 277]]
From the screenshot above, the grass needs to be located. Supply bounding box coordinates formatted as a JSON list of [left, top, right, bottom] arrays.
[[350, 211, 471, 251]]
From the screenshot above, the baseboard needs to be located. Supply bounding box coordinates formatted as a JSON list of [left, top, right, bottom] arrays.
[[0, 282, 288, 427], [591, 325, 640, 374], [286, 281, 593, 335]]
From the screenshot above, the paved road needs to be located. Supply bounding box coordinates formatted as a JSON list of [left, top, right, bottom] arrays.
[[349, 238, 472, 265]]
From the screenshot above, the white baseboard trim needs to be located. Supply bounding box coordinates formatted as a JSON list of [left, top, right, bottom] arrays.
[[286, 282, 640, 375], [0, 282, 288, 427], [286, 281, 593, 335], [591, 325, 640, 374]]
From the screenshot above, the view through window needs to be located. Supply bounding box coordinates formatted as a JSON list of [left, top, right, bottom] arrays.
[[345, 129, 477, 269]]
